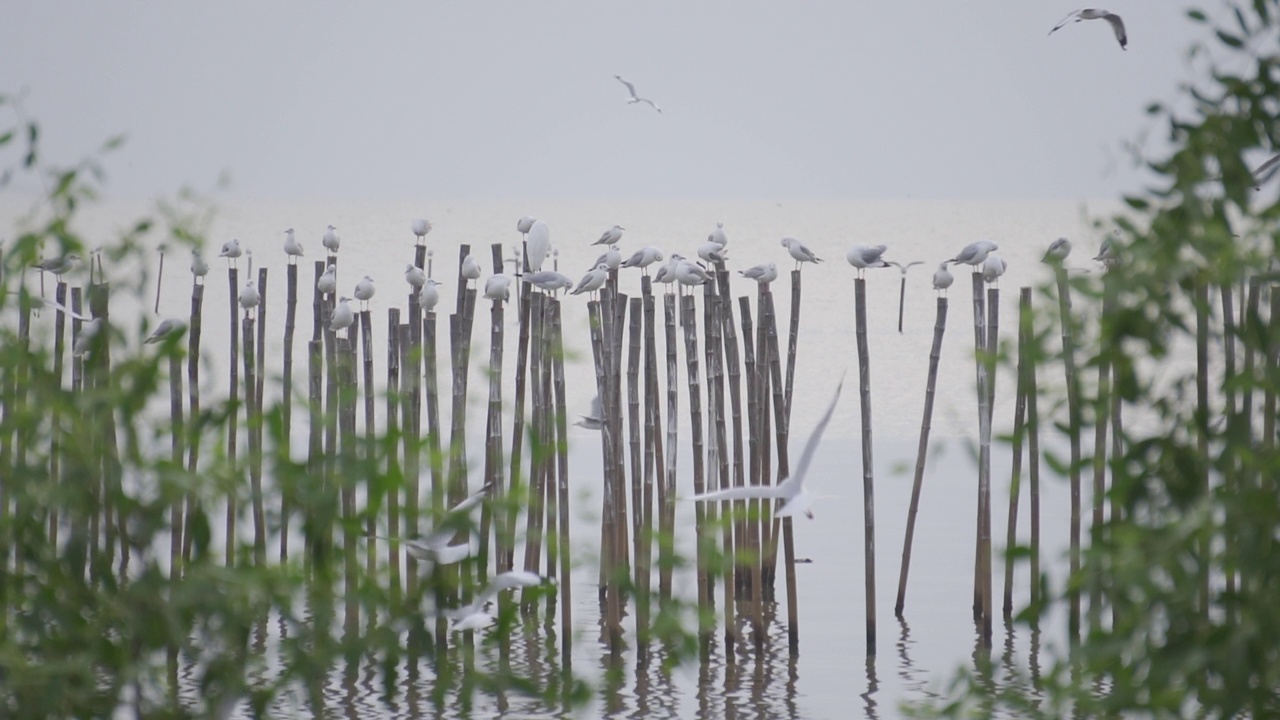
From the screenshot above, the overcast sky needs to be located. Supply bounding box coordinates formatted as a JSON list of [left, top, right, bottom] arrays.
[[0, 2, 1235, 201]]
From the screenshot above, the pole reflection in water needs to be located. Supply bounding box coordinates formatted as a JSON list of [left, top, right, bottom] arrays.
[[896, 617, 939, 702]]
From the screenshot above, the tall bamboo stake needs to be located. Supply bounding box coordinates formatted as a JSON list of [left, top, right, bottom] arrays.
[[679, 290, 712, 643], [660, 292, 679, 601], [853, 277, 877, 655], [337, 333, 359, 634], [705, 289, 735, 653], [183, 275, 204, 565], [360, 309, 376, 583], [627, 297, 643, 579], [244, 307, 266, 566], [756, 284, 778, 592], [1220, 283, 1237, 603], [977, 283, 997, 645], [549, 298, 574, 668], [1053, 266, 1082, 642], [1028, 292, 1042, 616], [304, 261, 325, 575], [784, 270, 802, 421], [1089, 280, 1113, 630], [738, 296, 764, 616], [48, 280, 67, 547], [422, 302, 443, 644], [1196, 280, 1210, 616], [895, 294, 948, 618], [281, 261, 297, 561], [226, 267, 239, 566], [524, 293, 549, 595], [638, 276, 660, 648], [385, 311, 402, 604], [480, 248, 506, 581], [1003, 288, 1031, 620], [505, 274, 534, 573], [167, 323, 185, 583]]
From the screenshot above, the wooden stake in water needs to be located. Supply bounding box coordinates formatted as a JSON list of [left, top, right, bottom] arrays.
[[1053, 265, 1083, 642], [659, 292, 679, 602], [167, 317, 185, 582], [977, 283, 997, 645], [1027, 293, 1042, 616], [226, 266, 239, 567], [183, 275, 204, 565], [638, 276, 660, 646], [679, 290, 712, 643], [1089, 279, 1114, 630], [48, 280, 68, 547], [896, 294, 948, 618], [1196, 280, 1211, 617], [853, 277, 878, 655], [1003, 288, 1031, 620], [549, 298, 574, 668], [385, 310, 402, 603], [281, 262, 298, 561], [360, 309, 376, 582], [244, 306, 266, 566], [505, 271, 534, 574]]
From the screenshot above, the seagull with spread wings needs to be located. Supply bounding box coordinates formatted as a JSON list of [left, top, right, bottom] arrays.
[[1049, 9, 1127, 50], [614, 75, 662, 113]]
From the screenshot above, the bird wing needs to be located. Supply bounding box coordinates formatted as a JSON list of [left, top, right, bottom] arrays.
[[1102, 12, 1127, 48], [447, 482, 494, 517], [41, 298, 91, 321], [589, 395, 603, 420], [904, 261, 924, 269], [614, 74, 638, 99], [430, 541, 474, 565], [638, 98, 662, 113], [1048, 9, 1081, 35], [685, 486, 781, 503], [786, 375, 845, 495]]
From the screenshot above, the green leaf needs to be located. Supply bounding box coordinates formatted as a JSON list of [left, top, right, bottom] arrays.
[[1124, 197, 1151, 211], [1215, 30, 1245, 48], [1186, 9, 1207, 22], [0, 130, 12, 147]]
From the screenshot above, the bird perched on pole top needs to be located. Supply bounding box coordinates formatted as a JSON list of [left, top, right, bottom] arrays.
[[283, 228, 304, 263], [190, 250, 209, 282], [949, 240, 998, 267], [593, 245, 623, 271], [238, 279, 260, 312], [219, 239, 242, 266], [322, 225, 340, 255], [353, 275, 376, 309], [330, 297, 354, 331], [593, 224, 625, 247], [461, 254, 482, 284], [571, 264, 609, 297], [932, 262, 954, 293], [522, 270, 573, 294], [145, 318, 187, 345], [708, 222, 728, 248], [781, 237, 822, 269], [738, 262, 778, 285], [516, 215, 537, 235], [1042, 237, 1072, 264], [982, 255, 1007, 284], [419, 278, 442, 311], [317, 263, 337, 295], [526, 220, 551, 272], [846, 244, 889, 276], [697, 241, 728, 265], [405, 263, 426, 289], [411, 218, 432, 241], [484, 274, 512, 303], [620, 246, 663, 274]]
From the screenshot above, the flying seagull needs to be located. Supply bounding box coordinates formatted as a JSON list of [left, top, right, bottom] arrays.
[[1049, 9, 1127, 50], [614, 75, 662, 113]]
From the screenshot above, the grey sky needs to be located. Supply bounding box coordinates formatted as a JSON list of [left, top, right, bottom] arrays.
[[2, 2, 1222, 200]]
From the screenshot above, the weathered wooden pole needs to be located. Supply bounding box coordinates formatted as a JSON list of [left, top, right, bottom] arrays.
[[359, 309, 376, 583], [659, 292, 679, 601], [244, 301, 266, 566], [853, 277, 878, 655], [1052, 266, 1083, 642], [680, 289, 712, 644], [1003, 288, 1031, 620], [385, 310, 402, 603], [281, 260, 297, 561], [48, 280, 68, 547], [225, 266, 239, 566], [1089, 278, 1114, 630], [549, 298, 574, 667]]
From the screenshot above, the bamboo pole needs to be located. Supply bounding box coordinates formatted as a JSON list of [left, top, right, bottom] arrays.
[[756, 284, 777, 592], [226, 266, 239, 566], [978, 283, 997, 644], [763, 289, 795, 642], [1028, 293, 1042, 617], [338, 333, 360, 635], [505, 271, 534, 574], [549, 298, 574, 668], [1053, 265, 1083, 642], [627, 297, 643, 580], [895, 295, 948, 618], [167, 318, 185, 582], [524, 293, 549, 594], [385, 311, 402, 604], [784, 270, 802, 424], [1196, 280, 1210, 616], [480, 250, 506, 582], [244, 305, 266, 566], [254, 266, 267, 458], [705, 288, 736, 653], [305, 261, 325, 576], [853, 277, 877, 655], [716, 271, 748, 615], [281, 261, 297, 561], [539, 299, 558, 614], [1089, 280, 1113, 630], [638, 276, 659, 649], [659, 292, 679, 601], [183, 276, 203, 566], [422, 302, 443, 645], [48, 280, 67, 547], [1002, 288, 1031, 620], [680, 290, 712, 643], [360, 309, 376, 583], [737, 294, 765, 645]]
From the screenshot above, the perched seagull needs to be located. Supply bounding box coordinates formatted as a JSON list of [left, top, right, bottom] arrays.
[[405, 263, 426, 289], [574, 395, 604, 430], [571, 264, 610, 297], [1094, 237, 1120, 267], [526, 220, 551, 272], [1252, 154, 1280, 190], [190, 250, 209, 283], [1049, 9, 1127, 50], [932, 262, 955, 294], [949, 240, 999, 267], [144, 318, 187, 345], [1043, 237, 1073, 263], [419, 278, 442, 311], [697, 240, 729, 264], [484, 274, 512, 303], [330, 297, 355, 332], [593, 245, 623, 271], [283, 228, 304, 263], [674, 259, 712, 289], [353, 275, 376, 310], [620, 246, 664, 274], [238, 279, 261, 314], [708, 222, 728, 248], [522, 270, 574, 294], [593, 224, 625, 247], [218, 239, 243, 266], [781, 237, 822, 269], [614, 74, 662, 113], [461, 254, 482, 285], [72, 318, 103, 357], [317, 263, 337, 296], [322, 224, 340, 255], [442, 570, 551, 632], [846, 244, 890, 276], [738, 262, 779, 285], [32, 254, 80, 276], [982, 255, 1008, 284], [686, 375, 845, 519], [653, 255, 683, 286], [411, 218, 432, 241], [516, 215, 537, 235]]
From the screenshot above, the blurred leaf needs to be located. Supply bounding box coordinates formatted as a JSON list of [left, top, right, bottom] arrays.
[[1215, 29, 1245, 48]]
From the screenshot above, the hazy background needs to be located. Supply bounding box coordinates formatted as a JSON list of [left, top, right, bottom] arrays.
[[0, 2, 1231, 201]]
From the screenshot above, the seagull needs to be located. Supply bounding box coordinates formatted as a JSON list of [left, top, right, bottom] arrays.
[[330, 297, 355, 332], [32, 254, 80, 276], [653, 255, 682, 287], [484, 274, 512, 303], [686, 375, 844, 519], [674, 259, 712, 289], [461, 254, 482, 286], [72, 318, 103, 358], [574, 395, 604, 430], [932, 262, 955, 294], [419, 278, 442, 311], [411, 218, 432, 242], [949, 241, 999, 267], [516, 215, 537, 235], [593, 224, 625, 247], [614, 75, 662, 113], [592, 245, 623, 271], [620, 246, 664, 274], [238, 279, 261, 314], [1252, 154, 1280, 190], [317, 263, 337, 296], [405, 264, 426, 289], [738, 262, 779, 285], [218, 239, 242, 266], [1043, 237, 1073, 263], [571, 264, 609, 298], [382, 482, 492, 568], [144, 318, 187, 345], [353, 275, 376, 310], [697, 240, 729, 265], [522, 270, 574, 294], [441, 570, 551, 632], [982, 254, 1008, 284], [190, 250, 209, 283], [708, 222, 728, 248], [781, 237, 822, 269], [1094, 237, 1120, 267], [322, 225, 340, 255], [846, 244, 890, 276], [1049, 9, 1127, 50], [526, 220, 551, 272], [283, 228, 304, 263]]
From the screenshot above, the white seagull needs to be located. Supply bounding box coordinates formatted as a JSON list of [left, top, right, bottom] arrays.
[[33, 254, 80, 276], [384, 483, 492, 567], [191, 250, 209, 282], [781, 237, 822, 269], [1049, 9, 1127, 50], [218, 239, 243, 266], [461, 254, 482, 285], [738, 262, 779, 285], [982, 255, 1008, 284], [674, 259, 712, 289], [322, 224, 340, 255], [283, 228, 304, 263], [419, 278, 442, 311], [442, 570, 551, 632], [621, 246, 664, 274], [708, 222, 728, 248], [846, 244, 890, 276], [41, 298, 91, 322], [317, 263, 337, 296], [614, 75, 662, 113], [593, 224, 625, 247], [353, 275, 376, 310], [1094, 237, 1120, 267], [526, 220, 551, 272], [516, 215, 537, 235], [932, 262, 955, 293], [653, 255, 683, 287], [686, 375, 845, 519], [330, 297, 355, 332], [522, 271, 574, 294], [571, 264, 610, 297], [72, 318, 103, 357], [484, 274, 512, 303], [144, 318, 187, 345], [949, 241, 999, 267], [411, 218, 432, 241], [697, 240, 729, 265], [1043, 237, 1073, 263], [574, 395, 604, 430], [238, 279, 261, 314], [593, 245, 623, 271], [405, 263, 426, 289]]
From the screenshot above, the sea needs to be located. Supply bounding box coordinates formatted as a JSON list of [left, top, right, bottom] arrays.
[[2, 195, 1122, 718]]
